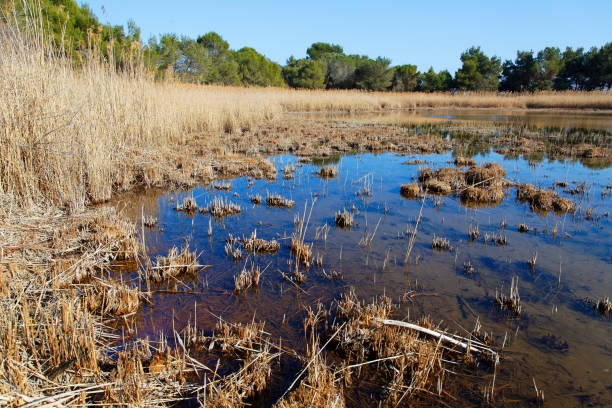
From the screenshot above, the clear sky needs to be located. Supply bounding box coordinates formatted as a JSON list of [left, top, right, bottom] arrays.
[[85, 0, 612, 73]]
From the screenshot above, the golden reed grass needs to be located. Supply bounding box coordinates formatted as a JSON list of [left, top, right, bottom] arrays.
[[2, 3, 612, 210]]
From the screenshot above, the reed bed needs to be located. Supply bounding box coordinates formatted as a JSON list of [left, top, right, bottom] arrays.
[[0, 197, 162, 405], [1, 3, 608, 406], [2, 5, 611, 212]]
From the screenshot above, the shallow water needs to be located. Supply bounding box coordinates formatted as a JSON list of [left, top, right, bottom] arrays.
[[117, 151, 612, 406], [299, 108, 612, 132], [424, 109, 612, 131]]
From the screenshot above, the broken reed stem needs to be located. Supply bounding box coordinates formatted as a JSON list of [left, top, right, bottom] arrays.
[[279, 322, 346, 400], [404, 193, 426, 264]]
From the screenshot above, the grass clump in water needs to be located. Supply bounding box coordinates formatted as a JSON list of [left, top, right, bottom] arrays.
[[330, 289, 498, 405], [200, 196, 241, 217], [496, 276, 522, 317], [334, 208, 354, 228], [266, 192, 295, 208], [586, 297, 612, 318], [150, 245, 200, 283], [431, 234, 452, 251], [175, 196, 198, 212], [234, 261, 262, 294], [454, 156, 476, 167], [400, 183, 421, 198], [241, 229, 280, 254], [317, 165, 338, 179], [517, 183, 576, 213], [250, 193, 262, 205]]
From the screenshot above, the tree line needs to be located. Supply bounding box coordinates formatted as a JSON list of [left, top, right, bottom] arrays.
[[6, 0, 611, 91]]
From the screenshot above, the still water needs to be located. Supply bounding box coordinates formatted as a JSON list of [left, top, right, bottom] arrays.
[[298, 108, 612, 133], [117, 150, 612, 406]]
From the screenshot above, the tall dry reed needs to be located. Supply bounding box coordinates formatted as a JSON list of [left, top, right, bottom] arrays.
[[1, 2, 611, 210]]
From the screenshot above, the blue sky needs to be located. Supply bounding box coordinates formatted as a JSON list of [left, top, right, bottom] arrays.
[[85, 0, 612, 73]]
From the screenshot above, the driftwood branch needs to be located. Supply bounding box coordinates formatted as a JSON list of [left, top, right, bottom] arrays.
[[374, 318, 497, 357]]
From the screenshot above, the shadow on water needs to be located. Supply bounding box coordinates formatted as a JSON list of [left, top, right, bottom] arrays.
[[114, 150, 612, 407]]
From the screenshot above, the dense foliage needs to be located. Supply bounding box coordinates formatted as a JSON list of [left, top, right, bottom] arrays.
[[5, 0, 611, 91]]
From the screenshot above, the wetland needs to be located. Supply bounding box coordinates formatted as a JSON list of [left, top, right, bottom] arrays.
[[109, 110, 612, 407]]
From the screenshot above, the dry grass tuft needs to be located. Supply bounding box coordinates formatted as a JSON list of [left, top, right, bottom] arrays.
[[334, 208, 354, 228], [234, 261, 262, 293], [431, 234, 452, 251], [186, 319, 276, 407], [142, 214, 158, 227], [468, 224, 480, 240], [282, 164, 296, 179], [417, 167, 436, 182], [241, 229, 280, 254], [85, 278, 140, 316], [176, 196, 198, 212], [423, 178, 452, 195], [213, 181, 232, 191], [553, 196, 576, 213], [465, 163, 506, 186], [516, 183, 575, 213], [200, 196, 242, 217], [400, 183, 421, 198], [266, 192, 296, 208], [150, 245, 200, 283], [496, 276, 522, 317], [291, 238, 314, 268], [249, 194, 263, 205], [436, 167, 465, 185], [224, 242, 244, 260], [317, 165, 339, 179], [586, 297, 612, 318], [461, 186, 504, 204], [454, 156, 476, 167]]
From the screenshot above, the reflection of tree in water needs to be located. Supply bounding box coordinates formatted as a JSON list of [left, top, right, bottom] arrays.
[[523, 151, 546, 164], [311, 154, 343, 166], [580, 157, 612, 169], [451, 133, 493, 157], [553, 128, 612, 147]]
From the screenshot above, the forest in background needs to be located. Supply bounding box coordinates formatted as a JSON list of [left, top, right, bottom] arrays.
[[3, 0, 611, 92]]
